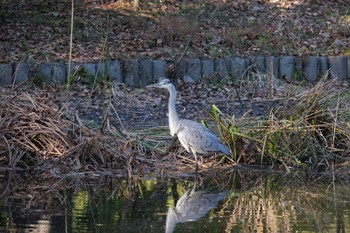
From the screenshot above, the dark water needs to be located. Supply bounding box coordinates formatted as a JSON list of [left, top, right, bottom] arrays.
[[0, 170, 349, 233]]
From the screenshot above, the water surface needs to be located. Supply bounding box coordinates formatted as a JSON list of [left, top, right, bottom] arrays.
[[0, 170, 349, 232]]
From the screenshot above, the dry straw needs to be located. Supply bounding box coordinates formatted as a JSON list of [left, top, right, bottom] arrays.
[[0, 88, 128, 173]]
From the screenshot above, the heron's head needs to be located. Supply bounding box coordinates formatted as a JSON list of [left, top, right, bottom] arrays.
[[146, 79, 173, 89]]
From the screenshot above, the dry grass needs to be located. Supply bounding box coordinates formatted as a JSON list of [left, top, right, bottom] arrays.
[[212, 72, 350, 171], [0, 87, 129, 174], [1, 71, 350, 177]]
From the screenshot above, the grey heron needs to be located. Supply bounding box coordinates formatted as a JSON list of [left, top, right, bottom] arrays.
[[147, 79, 231, 172], [165, 182, 228, 233]]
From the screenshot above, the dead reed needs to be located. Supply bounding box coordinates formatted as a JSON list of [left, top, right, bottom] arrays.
[[0, 87, 129, 174], [215, 73, 350, 171]]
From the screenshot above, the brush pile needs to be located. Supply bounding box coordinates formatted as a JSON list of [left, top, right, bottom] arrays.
[[0, 87, 129, 175]]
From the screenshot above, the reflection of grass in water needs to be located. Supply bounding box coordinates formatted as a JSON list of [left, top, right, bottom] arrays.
[[67, 177, 192, 232], [222, 175, 350, 232], [0, 168, 349, 232], [69, 174, 349, 232]]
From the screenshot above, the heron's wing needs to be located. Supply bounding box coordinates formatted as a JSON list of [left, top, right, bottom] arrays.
[[177, 120, 228, 154]]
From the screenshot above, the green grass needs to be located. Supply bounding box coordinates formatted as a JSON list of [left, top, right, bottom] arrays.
[[206, 73, 350, 170]]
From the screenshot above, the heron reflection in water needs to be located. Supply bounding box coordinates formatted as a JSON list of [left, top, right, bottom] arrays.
[[165, 180, 228, 233], [147, 79, 230, 173]]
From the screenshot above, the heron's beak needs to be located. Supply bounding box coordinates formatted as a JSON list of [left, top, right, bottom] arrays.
[[146, 83, 160, 88]]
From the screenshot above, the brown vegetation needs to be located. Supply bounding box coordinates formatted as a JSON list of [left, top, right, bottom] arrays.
[[1, 0, 350, 63], [0, 86, 129, 175], [1, 71, 350, 177]]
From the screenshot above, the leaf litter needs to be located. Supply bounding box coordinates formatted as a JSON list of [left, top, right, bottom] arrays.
[[1, 0, 350, 63]]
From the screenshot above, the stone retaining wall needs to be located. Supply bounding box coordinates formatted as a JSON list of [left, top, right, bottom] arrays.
[[0, 56, 349, 87]]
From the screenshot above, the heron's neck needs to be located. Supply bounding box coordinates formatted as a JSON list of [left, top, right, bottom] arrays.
[[168, 85, 180, 136]]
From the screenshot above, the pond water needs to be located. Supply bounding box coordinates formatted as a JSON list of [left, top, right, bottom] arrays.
[[0, 169, 349, 233]]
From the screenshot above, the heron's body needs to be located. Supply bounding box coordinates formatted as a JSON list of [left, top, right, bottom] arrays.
[[147, 79, 230, 171], [176, 119, 230, 155]]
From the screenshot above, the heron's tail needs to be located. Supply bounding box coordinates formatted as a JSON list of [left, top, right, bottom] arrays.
[[219, 143, 231, 155]]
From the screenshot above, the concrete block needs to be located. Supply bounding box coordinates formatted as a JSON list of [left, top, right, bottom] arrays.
[[279, 56, 294, 81], [65, 63, 78, 84], [266, 56, 279, 79], [38, 63, 53, 82], [303, 56, 319, 83], [152, 60, 167, 82], [329, 56, 347, 80], [186, 58, 201, 81], [124, 59, 139, 88], [82, 63, 97, 76], [13, 63, 29, 84], [97, 62, 108, 78], [52, 63, 67, 83], [139, 59, 153, 87], [229, 57, 247, 78], [255, 56, 266, 73], [214, 59, 229, 78], [201, 59, 214, 78], [319, 56, 329, 78], [66, 63, 77, 75], [0, 63, 13, 86], [110, 60, 123, 83], [183, 74, 195, 83]]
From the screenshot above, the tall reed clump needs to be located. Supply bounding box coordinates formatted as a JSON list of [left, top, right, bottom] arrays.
[[0, 88, 131, 173], [213, 74, 350, 170]]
